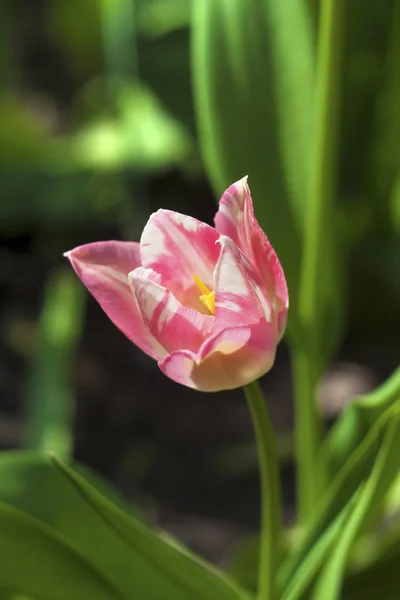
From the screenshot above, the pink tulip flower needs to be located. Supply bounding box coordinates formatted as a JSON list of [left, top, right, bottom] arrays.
[[65, 177, 288, 391]]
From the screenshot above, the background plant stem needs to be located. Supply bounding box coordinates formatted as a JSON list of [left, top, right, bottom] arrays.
[[295, 0, 344, 524], [24, 269, 85, 460], [292, 349, 322, 525], [244, 380, 282, 600]]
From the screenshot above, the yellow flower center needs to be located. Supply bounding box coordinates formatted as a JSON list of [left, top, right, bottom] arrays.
[[192, 274, 215, 315]]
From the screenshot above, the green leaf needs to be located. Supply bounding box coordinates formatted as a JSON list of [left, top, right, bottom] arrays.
[[0, 451, 136, 539], [319, 365, 400, 479], [366, 0, 400, 235], [278, 404, 394, 594], [46, 0, 102, 77], [0, 83, 192, 172], [343, 527, 400, 600], [0, 587, 34, 600], [71, 83, 192, 172], [0, 452, 250, 600], [312, 409, 400, 600], [50, 455, 251, 600], [280, 406, 400, 600], [191, 0, 315, 342], [0, 94, 62, 168], [0, 502, 120, 600], [139, 29, 195, 134], [225, 536, 259, 594], [101, 0, 139, 81], [137, 0, 192, 37], [279, 490, 361, 600]]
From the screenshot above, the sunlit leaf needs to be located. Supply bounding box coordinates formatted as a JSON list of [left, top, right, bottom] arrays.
[[0, 503, 119, 600], [50, 456, 252, 600], [192, 0, 316, 341], [137, 0, 192, 37], [72, 84, 192, 171], [0, 452, 251, 600], [279, 404, 394, 593], [279, 492, 360, 600], [312, 410, 400, 600], [319, 365, 400, 478]]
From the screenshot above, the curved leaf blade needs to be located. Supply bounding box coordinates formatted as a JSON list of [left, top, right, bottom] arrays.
[[0, 503, 121, 600], [192, 0, 316, 340], [312, 409, 400, 600], [0, 451, 251, 600], [50, 455, 252, 600]]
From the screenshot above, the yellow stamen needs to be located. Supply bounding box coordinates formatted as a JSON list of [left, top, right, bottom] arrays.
[[192, 274, 211, 295], [192, 274, 215, 315]]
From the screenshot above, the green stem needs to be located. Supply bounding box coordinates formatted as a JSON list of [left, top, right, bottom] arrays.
[[101, 0, 139, 82], [295, 0, 344, 523], [244, 380, 282, 600], [24, 269, 85, 460], [292, 350, 322, 524]]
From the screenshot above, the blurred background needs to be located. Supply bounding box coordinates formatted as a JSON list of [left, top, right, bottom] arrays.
[[0, 0, 399, 568]]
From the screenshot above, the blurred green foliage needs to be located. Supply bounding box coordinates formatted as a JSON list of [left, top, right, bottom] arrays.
[[0, 0, 399, 597], [23, 268, 85, 460], [0, 0, 195, 234], [0, 0, 398, 326], [0, 452, 251, 600]]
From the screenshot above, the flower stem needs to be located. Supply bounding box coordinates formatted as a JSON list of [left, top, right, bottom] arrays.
[[244, 380, 281, 600], [296, 0, 344, 523]]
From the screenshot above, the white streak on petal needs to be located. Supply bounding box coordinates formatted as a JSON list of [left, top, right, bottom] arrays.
[[140, 210, 220, 311], [170, 212, 200, 232], [129, 268, 212, 353], [220, 300, 242, 313]]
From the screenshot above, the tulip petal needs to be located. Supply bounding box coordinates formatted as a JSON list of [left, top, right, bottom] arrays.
[[213, 235, 272, 330], [65, 241, 166, 360], [140, 210, 220, 312], [215, 177, 288, 336], [129, 267, 213, 353], [159, 320, 276, 392]]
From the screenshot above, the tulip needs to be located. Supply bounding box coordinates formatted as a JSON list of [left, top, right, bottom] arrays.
[[65, 177, 288, 391]]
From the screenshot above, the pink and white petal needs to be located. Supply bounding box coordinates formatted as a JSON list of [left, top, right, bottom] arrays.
[[65, 241, 166, 360], [158, 327, 250, 391], [215, 178, 288, 324], [214, 177, 252, 249], [159, 321, 277, 392], [157, 349, 196, 389], [197, 320, 277, 389], [213, 236, 272, 331], [140, 210, 220, 311], [129, 267, 213, 354]]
